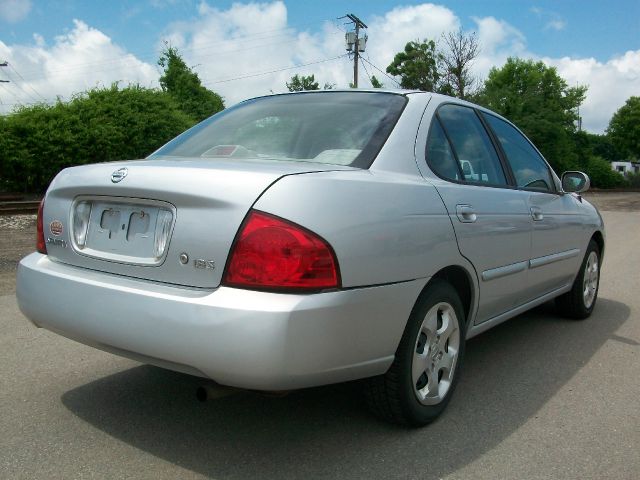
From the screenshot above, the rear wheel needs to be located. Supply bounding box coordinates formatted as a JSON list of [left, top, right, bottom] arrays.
[[364, 280, 466, 426], [555, 240, 601, 319]]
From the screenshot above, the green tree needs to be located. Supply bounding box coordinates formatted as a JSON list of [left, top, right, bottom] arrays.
[[158, 45, 224, 122], [573, 131, 621, 163], [607, 96, 640, 159], [370, 75, 383, 88], [477, 57, 587, 173], [286, 74, 320, 91], [386, 40, 441, 91], [0, 84, 194, 193]]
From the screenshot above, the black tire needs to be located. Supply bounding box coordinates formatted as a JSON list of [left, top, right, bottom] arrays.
[[364, 279, 466, 426], [555, 239, 601, 320]]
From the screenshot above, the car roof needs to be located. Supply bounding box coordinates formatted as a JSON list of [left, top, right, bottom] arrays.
[[240, 88, 423, 103]]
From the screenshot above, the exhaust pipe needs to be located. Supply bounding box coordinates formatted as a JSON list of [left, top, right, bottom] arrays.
[[196, 384, 238, 402], [255, 390, 291, 398], [196, 384, 292, 401]]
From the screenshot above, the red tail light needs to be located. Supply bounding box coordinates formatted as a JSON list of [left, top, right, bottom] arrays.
[[223, 210, 340, 291], [36, 199, 47, 254]]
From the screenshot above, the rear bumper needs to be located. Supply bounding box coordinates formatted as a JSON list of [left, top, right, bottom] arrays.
[[17, 253, 425, 390]]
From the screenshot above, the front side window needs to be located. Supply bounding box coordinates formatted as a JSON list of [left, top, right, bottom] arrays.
[[483, 113, 555, 192], [436, 104, 507, 186], [150, 92, 407, 169]]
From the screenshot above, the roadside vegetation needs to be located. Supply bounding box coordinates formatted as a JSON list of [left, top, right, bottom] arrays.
[[0, 47, 222, 193], [1, 38, 637, 194]]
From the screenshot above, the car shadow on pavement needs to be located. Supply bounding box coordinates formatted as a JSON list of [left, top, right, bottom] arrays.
[[62, 297, 629, 480]]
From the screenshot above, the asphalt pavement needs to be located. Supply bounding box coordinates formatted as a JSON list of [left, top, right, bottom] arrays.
[[1, 209, 638, 479]]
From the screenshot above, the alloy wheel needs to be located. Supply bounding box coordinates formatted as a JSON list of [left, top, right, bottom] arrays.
[[412, 302, 460, 405]]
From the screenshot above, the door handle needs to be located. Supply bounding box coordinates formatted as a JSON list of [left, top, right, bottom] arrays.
[[456, 204, 477, 223], [530, 206, 544, 221]]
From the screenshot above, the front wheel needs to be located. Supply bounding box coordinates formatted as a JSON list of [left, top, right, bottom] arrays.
[[555, 239, 601, 319], [364, 279, 466, 426]]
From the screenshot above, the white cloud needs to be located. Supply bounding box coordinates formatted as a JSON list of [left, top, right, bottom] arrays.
[[530, 7, 566, 32], [546, 50, 640, 132], [168, 2, 462, 98], [159, 1, 302, 101], [545, 19, 566, 31], [472, 16, 527, 77], [366, 3, 460, 71], [0, 0, 31, 23], [0, 2, 637, 134], [467, 13, 640, 132], [0, 20, 156, 111]]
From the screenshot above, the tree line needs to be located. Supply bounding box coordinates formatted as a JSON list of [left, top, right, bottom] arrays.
[[1, 38, 638, 194], [286, 31, 639, 189]]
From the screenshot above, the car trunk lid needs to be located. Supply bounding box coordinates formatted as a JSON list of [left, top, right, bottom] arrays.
[[42, 158, 352, 288]]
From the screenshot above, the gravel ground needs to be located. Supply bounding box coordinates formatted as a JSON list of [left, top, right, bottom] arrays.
[[583, 191, 640, 212], [0, 214, 36, 295]]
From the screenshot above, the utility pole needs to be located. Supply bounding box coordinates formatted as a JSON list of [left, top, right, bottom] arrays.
[[0, 62, 9, 107], [0, 61, 9, 83], [341, 14, 367, 88], [576, 82, 582, 131]]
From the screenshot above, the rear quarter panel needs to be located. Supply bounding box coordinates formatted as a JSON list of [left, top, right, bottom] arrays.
[[253, 169, 470, 289]]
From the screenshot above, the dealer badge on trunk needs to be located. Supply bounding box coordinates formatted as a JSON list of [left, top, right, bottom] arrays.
[[50, 220, 63, 236]]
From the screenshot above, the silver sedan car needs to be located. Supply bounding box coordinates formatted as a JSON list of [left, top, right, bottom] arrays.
[[17, 90, 604, 426]]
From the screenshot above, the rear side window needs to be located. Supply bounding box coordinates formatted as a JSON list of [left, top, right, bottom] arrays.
[[483, 113, 555, 192], [435, 105, 507, 186], [426, 119, 460, 180]]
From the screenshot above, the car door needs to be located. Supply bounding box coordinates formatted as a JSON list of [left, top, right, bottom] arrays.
[[425, 104, 532, 323], [482, 113, 584, 300]]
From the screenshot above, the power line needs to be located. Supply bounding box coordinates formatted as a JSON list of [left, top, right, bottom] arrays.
[[13, 30, 343, 84], [14, 36, 309, 82], [0, 82, 24, 106], [0, 62, 10, 106], [0, 54, 348, 108], [361, 56, 401, 88], [6, 62, 47, 101], [202, 54, 348, 85], [0, 61, 8, 83], [14, 16, 343, 82], [2, 71, 41, 104], [359, 57, 374, 86]]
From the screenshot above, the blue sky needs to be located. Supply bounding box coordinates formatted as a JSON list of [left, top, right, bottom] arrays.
[[0, 0, 639, 132]]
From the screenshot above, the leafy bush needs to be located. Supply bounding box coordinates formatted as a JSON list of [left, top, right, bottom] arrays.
[[625, 172, 640, 188], [0, 84, 195, 193], [583, 156, 627, 189]]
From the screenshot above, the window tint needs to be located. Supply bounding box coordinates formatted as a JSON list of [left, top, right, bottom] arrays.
[[483, 113, 554, 192], [426, 119, 460, 181], [150, 92, 407, 169], [437, 104, 507, 186]]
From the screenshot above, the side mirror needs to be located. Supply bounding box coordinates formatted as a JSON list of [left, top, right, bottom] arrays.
[[561, 171, 590, 193]]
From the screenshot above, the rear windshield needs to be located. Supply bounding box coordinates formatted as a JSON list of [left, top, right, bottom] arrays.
[[150, 92, 407, 168]]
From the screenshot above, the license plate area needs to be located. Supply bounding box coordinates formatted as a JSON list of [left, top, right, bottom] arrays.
[[70, 197, 175, 266]]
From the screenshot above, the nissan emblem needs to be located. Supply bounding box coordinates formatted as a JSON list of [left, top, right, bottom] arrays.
[[111, 167, 128, 183]]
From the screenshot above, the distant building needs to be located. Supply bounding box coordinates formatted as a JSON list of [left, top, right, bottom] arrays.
[[611, 161, 640, 175]]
